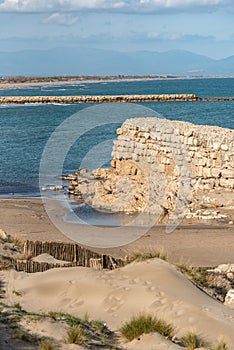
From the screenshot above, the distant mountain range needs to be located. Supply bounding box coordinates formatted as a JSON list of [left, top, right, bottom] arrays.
[[0, 47, 234, 76]]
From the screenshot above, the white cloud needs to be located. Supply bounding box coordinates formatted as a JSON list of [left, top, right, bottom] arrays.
[[43, 12, 78, 26], [147, 32, 182, 40], [0, 0, 232, 13], [146, 31, 216, 42], [0, 0, 122, 12]]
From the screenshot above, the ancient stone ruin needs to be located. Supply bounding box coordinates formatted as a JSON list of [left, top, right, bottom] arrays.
[[68, 117, 234, 222]]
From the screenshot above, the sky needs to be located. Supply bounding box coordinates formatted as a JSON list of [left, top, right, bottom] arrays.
[[0, 0, 233, 59]]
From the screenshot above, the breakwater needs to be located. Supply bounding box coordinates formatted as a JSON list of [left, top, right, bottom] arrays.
[[0, 94, 234, 104]]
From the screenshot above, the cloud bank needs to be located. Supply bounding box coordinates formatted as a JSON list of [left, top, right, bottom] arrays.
[[0, 0, 232, 14], [43, 12, 78, 26]]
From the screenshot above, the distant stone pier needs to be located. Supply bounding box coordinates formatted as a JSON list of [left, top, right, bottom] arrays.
[[0, 94, 234, 104], [0, 94, 199, 104]]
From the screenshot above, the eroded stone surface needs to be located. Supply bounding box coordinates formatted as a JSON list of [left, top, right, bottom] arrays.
[[68, 117, 234, 221], [225, 289, 234, 306]]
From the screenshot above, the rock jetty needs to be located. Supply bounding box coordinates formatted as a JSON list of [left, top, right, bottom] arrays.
[[1, 94, 234, 104], [0, 94, 199, 104]]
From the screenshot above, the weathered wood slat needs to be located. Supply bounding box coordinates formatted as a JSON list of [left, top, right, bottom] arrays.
[[18, 240, 125, 273]]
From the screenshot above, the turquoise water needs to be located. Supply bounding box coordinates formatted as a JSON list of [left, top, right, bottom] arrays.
[[0, 78, 234, 196]]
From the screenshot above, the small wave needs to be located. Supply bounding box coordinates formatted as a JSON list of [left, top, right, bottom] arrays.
[[0, 103, 43, 108], [23, 86, 41, 90], [50, 103, 73, 106]]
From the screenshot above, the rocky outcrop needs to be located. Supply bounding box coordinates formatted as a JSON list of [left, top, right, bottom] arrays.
[[225, 289, 234, 307], [68, 117, 234, 221]]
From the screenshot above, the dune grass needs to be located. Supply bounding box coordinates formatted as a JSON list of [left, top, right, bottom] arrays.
[[38, 340, 57, 350], [213, 339, 229, 350], [182, 332, 207, 349], [127, 247, 168, 263], [120, 314, 175, 341], [66, 325, 87, 345], [177, 264, 209, 288]]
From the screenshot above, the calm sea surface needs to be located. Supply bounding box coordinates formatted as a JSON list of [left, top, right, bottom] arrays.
[[0, 78, 234, 196]]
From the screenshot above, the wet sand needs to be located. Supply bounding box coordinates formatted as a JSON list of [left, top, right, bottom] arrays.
[[0, 197, 234, 267]]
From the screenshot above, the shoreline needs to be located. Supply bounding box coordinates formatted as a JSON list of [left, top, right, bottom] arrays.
[[1, 75, 234, 90], [1, 196, 234, 266]]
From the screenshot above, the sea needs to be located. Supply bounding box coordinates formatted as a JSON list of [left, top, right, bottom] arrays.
[[0, 77, 234, 197]]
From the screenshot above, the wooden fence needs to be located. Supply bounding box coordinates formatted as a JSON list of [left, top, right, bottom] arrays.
[[12, 240, 125, 273]]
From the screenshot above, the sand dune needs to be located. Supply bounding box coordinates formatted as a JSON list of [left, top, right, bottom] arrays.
[[2, 258, 234, 349]]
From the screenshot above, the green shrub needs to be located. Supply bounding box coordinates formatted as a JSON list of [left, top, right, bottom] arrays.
[[120, 314, 174, 341]]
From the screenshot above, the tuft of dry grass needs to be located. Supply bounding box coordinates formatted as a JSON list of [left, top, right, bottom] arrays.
[[38, 340, 57, 350], [120, 313, 175, 342], [213, 339, 229, 350], [66, 325, 87, 345], [182, 332, 207, 349], [126, 247, 168, 263], [177, 264, 209, 288]]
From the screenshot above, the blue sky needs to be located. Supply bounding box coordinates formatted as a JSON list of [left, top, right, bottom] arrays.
[[0, 0, 233, 59]]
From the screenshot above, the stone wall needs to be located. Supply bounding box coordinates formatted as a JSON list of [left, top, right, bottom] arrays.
[[112, 118, 234, 191], [68, 117, 234, 221], [110, 118, 234, 214]]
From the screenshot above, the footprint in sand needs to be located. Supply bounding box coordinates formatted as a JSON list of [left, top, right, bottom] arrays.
[[65, 298, 84, 309], [73, 300, 84, 307], [147, 286, 155, 292], [103, 294, 125, 314], [188, 317, 195, 324], [130, 278, 141, 284], [119, 275, 130, 281], [143, 280, 152, 286], [176, 309, 184, 317], [159, 298, 168, 305], [120, 286, 130, 291], [150, 300, 161, 308]]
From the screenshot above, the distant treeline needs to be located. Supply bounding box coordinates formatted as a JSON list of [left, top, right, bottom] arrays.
[[0, 74, 187, 84]]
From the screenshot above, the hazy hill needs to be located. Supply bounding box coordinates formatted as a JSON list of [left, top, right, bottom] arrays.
[[0, 47, 233, 76]]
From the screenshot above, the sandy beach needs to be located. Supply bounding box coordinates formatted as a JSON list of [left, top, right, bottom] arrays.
[[0, 76, 169, 90], [1, 197, 234, 349], [0, 75, 228, 91], [0, 197, 234, 266]]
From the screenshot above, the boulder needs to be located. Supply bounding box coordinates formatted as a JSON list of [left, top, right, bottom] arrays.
[[225, 289, 234, 306], [0, 228, 8, 241]]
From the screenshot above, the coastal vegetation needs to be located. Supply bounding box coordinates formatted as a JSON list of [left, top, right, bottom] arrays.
[[120, 313, 175, 341], [127, 247, 168, 263], [182, 332, 207, 349], [0, 74, 182, 85], [0, 301, 120, 349], [38, 340, 57, 350]]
